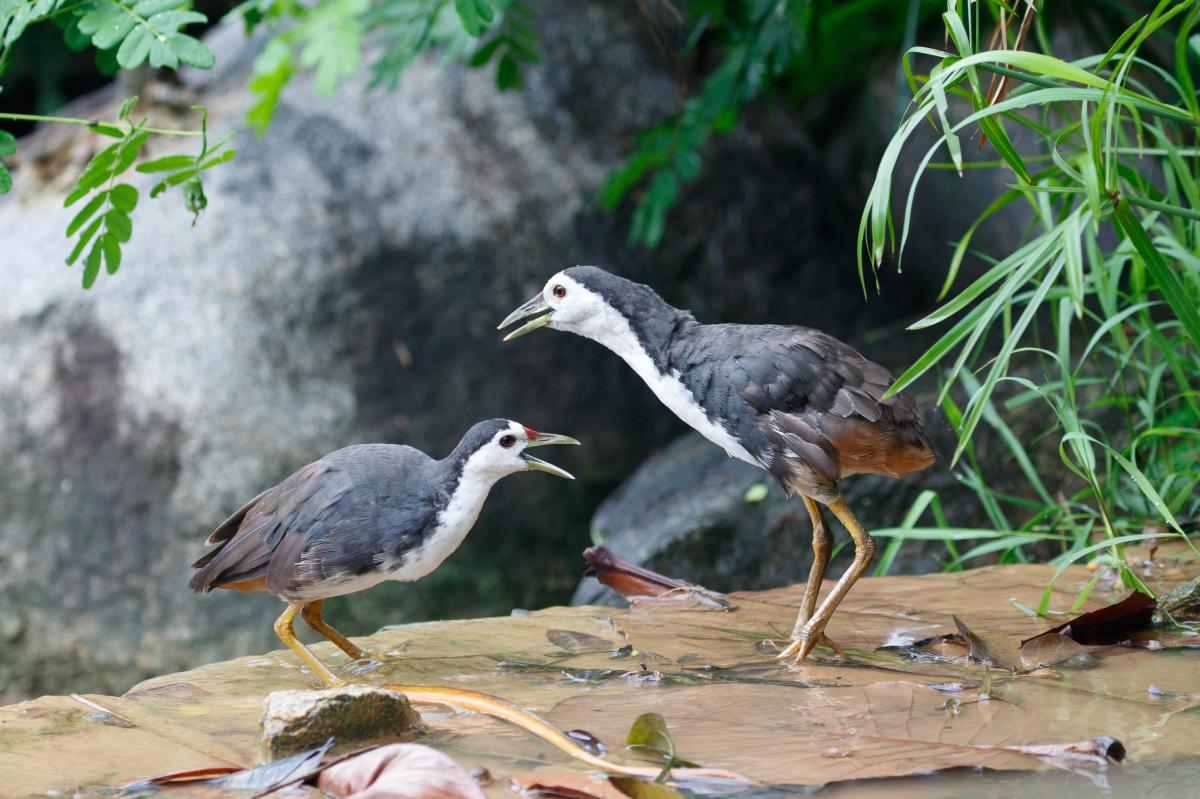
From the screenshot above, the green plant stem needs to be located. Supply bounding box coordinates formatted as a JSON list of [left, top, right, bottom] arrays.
[[0, 112, 202, 137]]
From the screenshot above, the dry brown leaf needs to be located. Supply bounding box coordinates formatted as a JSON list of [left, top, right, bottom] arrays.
[[1021, 592, 1156, 648], [317, 743, 486, 798]]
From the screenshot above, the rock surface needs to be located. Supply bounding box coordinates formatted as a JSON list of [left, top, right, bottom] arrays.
[[0, 556, 1192, 796], [261, 685, 423, 758], [0, 1, 1024, 702], [1159, 575, 1200, 621]]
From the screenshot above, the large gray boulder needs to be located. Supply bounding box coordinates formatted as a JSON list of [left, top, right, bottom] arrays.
[[0, 2, 1021, 702]]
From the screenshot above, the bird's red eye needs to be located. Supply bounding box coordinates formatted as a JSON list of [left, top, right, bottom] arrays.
[[552, 285, 567, 299], [499, 435, 517, 448]]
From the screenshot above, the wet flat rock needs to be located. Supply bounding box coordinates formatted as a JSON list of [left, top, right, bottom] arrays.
[[2, 558, 1198, 797]]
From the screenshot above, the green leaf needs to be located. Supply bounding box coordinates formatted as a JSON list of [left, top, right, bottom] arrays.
[[626, 712, 674, 761], [743, 483, 769, 503], [101, 233, 122, 275], [198, 149, 236, 171], [136, 155, 195, 173], [297, 0, 367, 95], [106, 208, 132, 242], [248, 38, 293, 135], [66, 191, 107, 237], [75, 0, 215, 71], [109, 183, 138, 213], [118, 95, 138, 121], [609, 777, 686, 799], [1112, 199, 1200, 352], [496, 51, 521, 91], [66, 217, 103, 265], [0, 129, 15, 157], [82, 239, 103, 288], [0, 163, 11, 195], [469, 37, 502, 67], [454, 0, 491, 36]]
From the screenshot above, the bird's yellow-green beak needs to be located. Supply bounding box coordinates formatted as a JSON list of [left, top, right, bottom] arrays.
[[499, 293, 552, 341], [521, 427, 579, 479]]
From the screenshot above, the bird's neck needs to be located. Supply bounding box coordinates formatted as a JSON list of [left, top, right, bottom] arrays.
[[435, 457, 505, 533], [581, 291, 694, 373]]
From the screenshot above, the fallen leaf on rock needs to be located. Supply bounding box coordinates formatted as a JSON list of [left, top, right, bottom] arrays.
[[317, 743, 486, 799], [629, 589, 735, 612], [119, 765, 242, 787], [584, 547, 692, 598], [547, 629, 616, 653], [1021, 591, 1156, 647], [218, 737, 332, 790], [952, 615, 1008, 669], [609, 776, 687, 798]]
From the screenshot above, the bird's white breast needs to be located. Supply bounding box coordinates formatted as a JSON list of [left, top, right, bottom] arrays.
[[581, 307, 759, 467], [391, 480, 488, 582]]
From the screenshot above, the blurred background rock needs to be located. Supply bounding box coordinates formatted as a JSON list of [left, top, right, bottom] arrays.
[[0, 0, 1033, 702]]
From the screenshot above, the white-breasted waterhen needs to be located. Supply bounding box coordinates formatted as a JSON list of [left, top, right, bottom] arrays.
[[500, 266, 935, 663], [190, 419, 578, 686]]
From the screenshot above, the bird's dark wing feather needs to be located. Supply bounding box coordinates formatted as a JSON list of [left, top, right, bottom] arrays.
[[189, 444, 440, 598], [672, 325, 932, 498]]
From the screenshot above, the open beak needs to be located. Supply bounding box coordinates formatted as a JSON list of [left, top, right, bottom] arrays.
[[521, 428, 579, 479], [499, 293, 552, 341]]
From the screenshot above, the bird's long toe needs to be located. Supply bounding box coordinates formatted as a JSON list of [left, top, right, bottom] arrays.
[[774, 629, 844, 664]]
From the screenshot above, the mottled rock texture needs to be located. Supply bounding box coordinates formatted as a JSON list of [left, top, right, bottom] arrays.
[[260, 686, 422, 758], [0, 2, 1022, 702]]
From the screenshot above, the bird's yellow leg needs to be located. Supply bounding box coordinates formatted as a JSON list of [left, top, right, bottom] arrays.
[[793, 496, 831, 633], [779, 498, 875, 663], [274, 601, 345, 687], [779, 496, 844, 659], [301, 599, 367, 661]]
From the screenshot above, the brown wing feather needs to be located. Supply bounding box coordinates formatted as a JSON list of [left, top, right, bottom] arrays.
[[751, 329, 934, 497], [188, 461, 347, 593]]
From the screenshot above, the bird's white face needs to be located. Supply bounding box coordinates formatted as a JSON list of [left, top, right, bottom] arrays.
[[498, 266, 641, 356], [463, 421, 578, 482], [540, 273, 602, 331]]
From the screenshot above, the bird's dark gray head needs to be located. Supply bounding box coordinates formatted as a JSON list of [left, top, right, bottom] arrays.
[[445, 418, 579, 481], [498, 266, 691, 360]]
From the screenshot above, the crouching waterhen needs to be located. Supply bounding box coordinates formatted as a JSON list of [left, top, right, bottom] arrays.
[[500, 267, 934, 663], [190, 419, 579, 686]]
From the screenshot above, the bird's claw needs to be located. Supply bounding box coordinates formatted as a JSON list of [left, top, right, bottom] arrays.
[[774, 628, 844, 663]]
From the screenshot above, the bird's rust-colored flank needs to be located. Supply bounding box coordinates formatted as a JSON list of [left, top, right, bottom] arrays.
[[215, 576, 268, 593], [825, 415, 937, 479]]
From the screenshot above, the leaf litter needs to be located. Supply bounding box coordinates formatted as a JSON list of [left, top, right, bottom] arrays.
[[3, 558, 1200, 796]]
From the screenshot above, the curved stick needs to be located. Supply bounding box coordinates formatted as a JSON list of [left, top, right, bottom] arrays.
[[383, 683, 751, 784]]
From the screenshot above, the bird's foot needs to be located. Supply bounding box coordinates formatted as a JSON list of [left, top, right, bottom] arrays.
[[774, 628, 844, 663]]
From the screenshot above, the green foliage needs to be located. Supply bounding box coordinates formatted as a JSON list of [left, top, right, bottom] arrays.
[[57, 100, 235, 287], [137, 107, 237, 221], [239, 0, 537, 134], [0, 128, 14, 194], [863, 0, 1200, 600], [1, 0, 232, 284], [74, 0, 213, 70], [1, 0, 213, 70], [602, 0, 935, 247]]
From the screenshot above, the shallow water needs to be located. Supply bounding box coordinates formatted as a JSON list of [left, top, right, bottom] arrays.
[[2, 560, 1198, 797]]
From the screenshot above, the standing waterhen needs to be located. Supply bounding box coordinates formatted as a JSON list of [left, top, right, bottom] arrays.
[[500, 266, 935, 662], [190, 419, 578, 686]]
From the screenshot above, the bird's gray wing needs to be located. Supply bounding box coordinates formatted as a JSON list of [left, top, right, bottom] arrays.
[[189, 445, 439, 597], [672, 326, 920, 491], [188, 458, 352, 592]]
